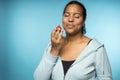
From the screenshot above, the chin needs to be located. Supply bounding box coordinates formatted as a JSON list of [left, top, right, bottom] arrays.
[[66, 30, 75, 35]]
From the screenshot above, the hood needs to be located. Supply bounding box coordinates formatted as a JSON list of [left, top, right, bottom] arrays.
[[72, 38, 104, 65]]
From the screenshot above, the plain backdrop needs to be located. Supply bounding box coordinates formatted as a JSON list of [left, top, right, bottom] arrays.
[[0, 0, 120, 80]]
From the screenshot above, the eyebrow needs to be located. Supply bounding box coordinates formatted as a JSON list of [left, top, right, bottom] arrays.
[[64, 12, 82, 15]]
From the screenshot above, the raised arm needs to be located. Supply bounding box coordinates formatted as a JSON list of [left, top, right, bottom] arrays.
[[34, 26, 63, 80]]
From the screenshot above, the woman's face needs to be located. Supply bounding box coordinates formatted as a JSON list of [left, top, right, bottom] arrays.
[[62, 4, 85, 35]]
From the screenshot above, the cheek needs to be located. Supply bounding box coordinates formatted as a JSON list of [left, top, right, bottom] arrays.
[[62, 17, 67, 30], [76, 19, 84, 25], [75, 20, 85, 30], [62, 18, 64, 23], [62, 17, 67, 24]]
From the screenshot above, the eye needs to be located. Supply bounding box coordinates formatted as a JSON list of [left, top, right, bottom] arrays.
[[74, 14, 80, 18], [64, 13, 69, 17]]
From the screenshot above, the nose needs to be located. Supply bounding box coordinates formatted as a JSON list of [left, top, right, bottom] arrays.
[[68, 16, 74, 22]]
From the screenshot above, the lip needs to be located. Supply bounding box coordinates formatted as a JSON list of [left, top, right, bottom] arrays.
[[67, 24, 74, 29]]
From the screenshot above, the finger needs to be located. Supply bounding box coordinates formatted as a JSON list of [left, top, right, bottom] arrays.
[[51, 29, 56, 37], [54, 29, 59, 39], [57, 30, 63, 41]]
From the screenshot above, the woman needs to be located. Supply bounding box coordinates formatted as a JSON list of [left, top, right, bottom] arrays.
[[34, 1, 112, 80]]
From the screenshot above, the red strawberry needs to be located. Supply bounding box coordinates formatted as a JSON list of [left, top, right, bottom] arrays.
[[56, 25, 62, 32]]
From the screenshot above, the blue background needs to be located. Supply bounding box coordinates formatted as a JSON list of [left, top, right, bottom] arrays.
[[0, 0, 120, 80]]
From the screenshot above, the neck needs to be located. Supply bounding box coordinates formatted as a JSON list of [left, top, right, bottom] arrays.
[[65, 32, 84, 43]]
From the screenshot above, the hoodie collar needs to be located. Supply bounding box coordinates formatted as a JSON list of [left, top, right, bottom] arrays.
[[72, 38, 104, 65]]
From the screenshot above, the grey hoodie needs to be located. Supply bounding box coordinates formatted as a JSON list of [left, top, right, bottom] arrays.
[[34, 38, 112, 80]]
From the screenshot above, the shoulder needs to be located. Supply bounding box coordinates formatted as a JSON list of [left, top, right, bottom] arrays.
[[89, 38, 104, 51]]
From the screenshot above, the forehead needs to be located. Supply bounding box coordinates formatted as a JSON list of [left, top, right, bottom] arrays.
[[65, 4, 83, 13]]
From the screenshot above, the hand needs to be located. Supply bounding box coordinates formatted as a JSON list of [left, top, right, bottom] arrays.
[[50, 26, 63, 56]]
